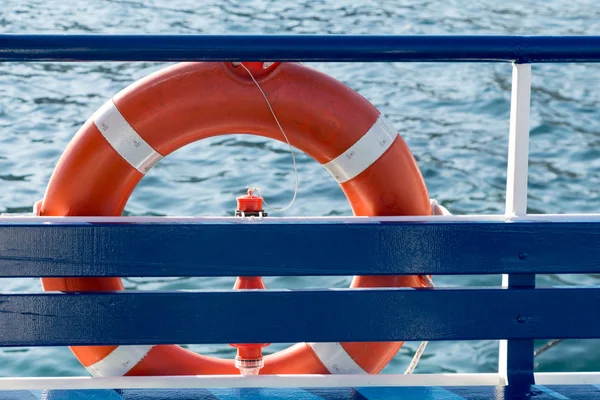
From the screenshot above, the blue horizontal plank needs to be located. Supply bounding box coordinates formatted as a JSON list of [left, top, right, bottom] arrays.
[[6, 385, 600, 400], [1, 35, 600, 63], [0, 221, 599, 277], [0, 287, 599, 346]]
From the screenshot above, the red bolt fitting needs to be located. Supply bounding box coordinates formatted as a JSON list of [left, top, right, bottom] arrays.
[[235, 188, 266, 217]]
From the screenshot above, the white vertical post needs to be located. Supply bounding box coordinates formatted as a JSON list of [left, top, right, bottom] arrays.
[[504, 63, 531, 217], [499, 338, 508, 384], [500, 63, 532, 385]]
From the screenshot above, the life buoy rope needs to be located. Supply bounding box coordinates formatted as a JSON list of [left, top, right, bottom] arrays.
[[39, 61, 433, 376]]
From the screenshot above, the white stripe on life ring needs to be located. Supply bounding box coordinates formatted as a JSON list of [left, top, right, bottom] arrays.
[[322, 114, 398, 184], [309, 342, 367, 374], [93, 100, 163, 174], [85, 345, 155, 377]]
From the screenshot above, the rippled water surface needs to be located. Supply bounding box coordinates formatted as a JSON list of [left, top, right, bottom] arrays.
[[1, 0, 600, 377]]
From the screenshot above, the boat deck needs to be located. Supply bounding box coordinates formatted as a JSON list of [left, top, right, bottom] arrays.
[[3, 385, 600, 400]]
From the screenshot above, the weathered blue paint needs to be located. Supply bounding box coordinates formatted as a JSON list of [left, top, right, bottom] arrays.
[[304, 388, 367, 400], [449, 385, 600, 399], [356, 386, 467, 399], [42, 389, 125, 399], [208, 388, 324, 399], [0, 287, 598, 346], [505, 274, 536, 386], [0, 391, 40, 400], [0, 221, 600, 277], [1, 35, 600, 63], [4, 386, 599, 400], [535, 386, 570, 399], [551, 385, 600, 399]]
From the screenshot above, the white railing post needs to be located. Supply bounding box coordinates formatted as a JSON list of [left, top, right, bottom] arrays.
[[499, 63, 533, 386], [504, 63, 532, 217]]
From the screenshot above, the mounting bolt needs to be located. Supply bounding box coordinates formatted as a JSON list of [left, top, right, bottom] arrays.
[[516, 315, 528, 324]]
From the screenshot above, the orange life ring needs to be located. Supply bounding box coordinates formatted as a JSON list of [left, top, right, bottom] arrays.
[[39, 61, 432, 376]]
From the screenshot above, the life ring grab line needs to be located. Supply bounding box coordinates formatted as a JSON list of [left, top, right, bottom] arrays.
[[93, 98, 398, 184]]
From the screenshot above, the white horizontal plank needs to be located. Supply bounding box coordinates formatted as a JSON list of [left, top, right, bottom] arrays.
[[1, 214, 600, 224], [0, 373, 598, 390], [0, 374, 502, 390], [535, 372, 600, 385]]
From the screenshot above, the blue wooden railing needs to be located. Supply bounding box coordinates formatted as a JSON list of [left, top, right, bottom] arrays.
[[0, 219, 598, 347], [1, 35, 600, 62], [1, 35, 600, 393]]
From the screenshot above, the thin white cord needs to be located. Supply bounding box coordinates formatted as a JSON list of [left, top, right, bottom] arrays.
[[404, 275, 435, 374], [405, 341, 429, 375], [238, 63, 298, 212]]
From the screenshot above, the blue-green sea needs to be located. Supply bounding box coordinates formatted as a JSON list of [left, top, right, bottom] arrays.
[[1, 0, 600, 377]]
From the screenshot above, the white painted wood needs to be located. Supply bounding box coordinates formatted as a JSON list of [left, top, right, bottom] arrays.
[[0, 373, 598, 390], [0, 374, 502, 390], [498, 339, 509, 385], [505, 63, 532, 217], [3, 214, 600, 224], [0, 214, 505, 223], [535, 372, 600, 385]]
